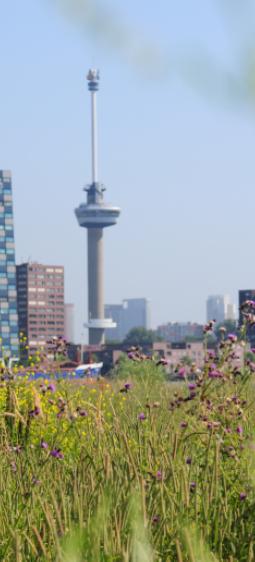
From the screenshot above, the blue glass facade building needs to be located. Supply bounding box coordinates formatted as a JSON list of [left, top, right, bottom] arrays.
[[0, 171, 19, 357]]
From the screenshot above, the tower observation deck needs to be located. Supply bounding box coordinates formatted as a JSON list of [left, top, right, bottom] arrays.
[[75, 70, 121, 346]]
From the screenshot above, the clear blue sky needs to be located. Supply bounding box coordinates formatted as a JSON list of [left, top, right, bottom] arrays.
[[1, 0, 255, 340]]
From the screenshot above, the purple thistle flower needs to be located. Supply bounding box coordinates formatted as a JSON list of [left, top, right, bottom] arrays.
[[79, 409, 88, 417], [228, 333, 237, 342], [47, 383, 56, 392], [50, 448, 64, 459], [180, 421, 188, 428], [40, 440, 48, 449], [208, 370, 223, 379], [190, 481, 196, 491], [188, 383, 196, 391], [29, 406, 41, 417], [156, 470, 162, 481], [152, 515, 160, 524], [237, 425, 243, 435], [178, 367, 186, 378], [186, 457, 192, 465], [124, 382, 132, 390], [138, 412, 146, 421], [239, 492, 247, 501]]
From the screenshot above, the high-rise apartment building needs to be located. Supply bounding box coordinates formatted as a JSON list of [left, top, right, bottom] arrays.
[[105, 298, 150, 342], [206, 295, 236, 324], [0, 171, 19, 358], [16, 263, 64, 352]]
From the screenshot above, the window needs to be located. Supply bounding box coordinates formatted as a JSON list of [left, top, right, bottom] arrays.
[[0, 290, 8, 297], [10, 338, 19, 345]]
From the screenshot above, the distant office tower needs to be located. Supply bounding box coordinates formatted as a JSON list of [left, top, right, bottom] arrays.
[[206, 295, 225, 323], [104, 304, 124, 341], [225, 302, 236, 321], [75, 70, 120, 346], [64, 303, 75, 343], [122, 298, 150, 335], [206, 295, 235, 324], [16, 263, 64, 353], [156, 322, 204, 343], [105, 298, 150, 342], [0, 171, 19, 358]]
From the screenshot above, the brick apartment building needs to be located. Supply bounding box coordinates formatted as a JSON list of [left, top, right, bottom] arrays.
[[16, 263, 64, 353]]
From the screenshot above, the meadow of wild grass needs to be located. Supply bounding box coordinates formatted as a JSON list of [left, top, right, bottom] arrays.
[[1, 319, 255, 560]]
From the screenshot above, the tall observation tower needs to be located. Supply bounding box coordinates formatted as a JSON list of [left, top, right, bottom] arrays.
[[75, 70, 121, 345]]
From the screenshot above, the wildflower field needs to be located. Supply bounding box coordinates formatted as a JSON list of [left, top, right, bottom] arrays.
[[1, 331, 255, 560]]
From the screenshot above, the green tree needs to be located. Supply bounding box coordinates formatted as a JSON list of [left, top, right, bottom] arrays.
[[123, 327, 161, 347]]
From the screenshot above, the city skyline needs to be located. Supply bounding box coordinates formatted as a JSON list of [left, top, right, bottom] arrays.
[[1, 1, 255, 341]]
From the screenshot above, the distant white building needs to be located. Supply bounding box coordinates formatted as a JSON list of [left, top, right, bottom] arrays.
[[64, 303, 75, 343], [206, 295, 236, 324]]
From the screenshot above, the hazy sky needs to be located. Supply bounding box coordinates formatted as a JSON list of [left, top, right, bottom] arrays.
[[1, 0, 255, 341]]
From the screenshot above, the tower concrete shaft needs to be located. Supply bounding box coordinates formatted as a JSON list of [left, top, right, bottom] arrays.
[[87, 228, 104, 345], [75, 69, 121, 346]]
